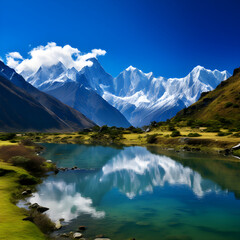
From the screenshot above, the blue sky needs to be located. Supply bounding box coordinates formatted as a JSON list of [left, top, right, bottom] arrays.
[[0, 0, 240, 78]]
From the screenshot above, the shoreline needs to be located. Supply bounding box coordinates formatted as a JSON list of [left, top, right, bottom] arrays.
[[1, 138, 240, 240]]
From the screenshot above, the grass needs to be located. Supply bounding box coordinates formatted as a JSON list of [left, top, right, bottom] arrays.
[[28, 127, 240, 145], [0, 161, 45, 240], [233, 149, 240, 157], [0, 140, 17, 146], [4, 126, 240, 153], [174, 72, 240, 126]]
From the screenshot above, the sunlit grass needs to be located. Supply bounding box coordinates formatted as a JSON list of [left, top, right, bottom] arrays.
[[0, 161, 45, 240], [0, 140, 17, 146]]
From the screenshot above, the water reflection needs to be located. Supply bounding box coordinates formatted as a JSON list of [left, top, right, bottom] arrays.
[[99, 147, 220, 198], [29, 180, 105, 221], [29, 146, 223, 222]]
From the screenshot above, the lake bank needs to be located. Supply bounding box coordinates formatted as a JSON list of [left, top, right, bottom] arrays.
[[0, 161, 46, 240], [4, 125, 239, 157], [0, 144, 58, 240]]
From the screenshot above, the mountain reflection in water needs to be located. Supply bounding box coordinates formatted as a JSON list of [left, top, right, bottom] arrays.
[[29, 146, 223, 222]]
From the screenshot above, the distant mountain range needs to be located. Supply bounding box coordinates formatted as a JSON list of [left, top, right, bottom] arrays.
[[175, 67, 240, 126], [24, 60, 130, 127], [22, 58, 230, 126], [0, 61, 95, 132]]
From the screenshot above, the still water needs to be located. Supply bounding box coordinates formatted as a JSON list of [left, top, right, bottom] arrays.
[[29, 144, 240, 240]]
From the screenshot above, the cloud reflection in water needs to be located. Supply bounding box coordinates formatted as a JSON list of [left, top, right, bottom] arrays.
[[29, 146, 221, 222]]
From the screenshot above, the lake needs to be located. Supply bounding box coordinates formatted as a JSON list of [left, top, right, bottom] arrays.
[[28, 143, 240, 240]]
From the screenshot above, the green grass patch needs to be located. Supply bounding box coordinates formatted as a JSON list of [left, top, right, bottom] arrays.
[[233, 149, 240, 157], [0, 161, 46, 240]]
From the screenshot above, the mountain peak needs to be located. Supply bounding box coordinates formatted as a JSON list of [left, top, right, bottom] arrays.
[[191, 65, 205, 73], [126, 66, 137, 71]]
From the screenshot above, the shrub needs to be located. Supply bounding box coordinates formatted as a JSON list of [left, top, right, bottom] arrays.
[[168, 124, 176, 131], [0, 133, 16, 141], [146, 134, 158, 144], [74, 135, 85, 144], [225, 102, 233, 108], [233, 149, 240, 157], [29, 210, 55, 234], [0, 145, 46, 176], [132, 128, 143, 133], [205, 126, 220, 132], [92, 125, 101, 132], [171, 130, 181, 137], [0, 145, 34, 161], [188, 133, 202, 137], [99, 125, 109, 133], [217, 131, 232, 136], [231, 132, 240, 138], [150, 121, 157, 128], [18, 174, 38, 185], [10, 155, 45, 175], [20, 138, 35, 146]]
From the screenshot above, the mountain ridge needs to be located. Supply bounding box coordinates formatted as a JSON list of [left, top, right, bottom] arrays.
[[23, 60, 130, 127], [14, 57, 230, 127], [0, 61, 95, 132]]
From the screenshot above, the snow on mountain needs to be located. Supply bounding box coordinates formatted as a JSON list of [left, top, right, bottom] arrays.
[[23, 59, 130, 127], [22, 57, 230, 127], [102, 65, 230, 126], [79, 58, 114, 94]]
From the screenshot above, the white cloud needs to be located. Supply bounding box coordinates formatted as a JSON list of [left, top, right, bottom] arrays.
[[6, 56, 20, 69], [8, 52, 23, 59], [6, 42, 106, 77]]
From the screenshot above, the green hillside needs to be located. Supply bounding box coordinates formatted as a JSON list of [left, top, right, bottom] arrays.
[[174, 67, 240, 129]]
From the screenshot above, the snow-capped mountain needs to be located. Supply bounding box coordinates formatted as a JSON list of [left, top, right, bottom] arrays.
[[77, 60, 230, 126], [23, 61, 130, 127], [22, 58, 230, 127], [79, 58, 114, 94], [0, 60, 95, 132], [102, 65, 230, 126]]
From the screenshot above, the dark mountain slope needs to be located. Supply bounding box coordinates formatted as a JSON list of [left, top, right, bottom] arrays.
[[0, 74, 68, 132], [0, 61, 95, 132], [45, 81, 130, 127], [24, 60, 131, 127]]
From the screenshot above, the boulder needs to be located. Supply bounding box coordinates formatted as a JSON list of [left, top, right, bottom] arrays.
[[60, 233, 69, 238], [37, 206, 49, 213], [55, 220, 62, 230], [73, 232, 83, 238], [46, 160, 52, 163], [30, 203, 39, 208]]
